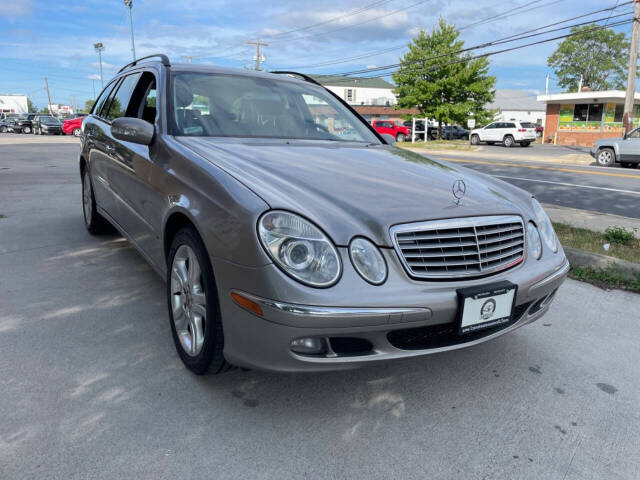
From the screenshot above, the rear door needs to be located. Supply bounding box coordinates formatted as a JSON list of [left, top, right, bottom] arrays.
[[85, 79, 121, 215]]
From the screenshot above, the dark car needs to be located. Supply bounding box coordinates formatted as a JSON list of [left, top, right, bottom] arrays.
[[0, 119, 13, 133], [440, 125, 470, 140], [402, 120, 436, 141], [79, 54, 568, 375], [11, 113, 39, 134], [33, 115, 63, 135]]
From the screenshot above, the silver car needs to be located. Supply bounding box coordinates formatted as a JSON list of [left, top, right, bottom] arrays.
[[591, 128, 640, 168], [79, 55, 569, 374]]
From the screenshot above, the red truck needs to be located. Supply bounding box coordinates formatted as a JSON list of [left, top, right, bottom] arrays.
[[371, 119, 410, 142]]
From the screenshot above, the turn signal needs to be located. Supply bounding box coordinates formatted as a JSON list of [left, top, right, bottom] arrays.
[[231, 292, 264, 316]]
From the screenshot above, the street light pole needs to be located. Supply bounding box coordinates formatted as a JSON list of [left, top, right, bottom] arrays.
[[124, 0, 136, 61], [93, 42, 105, 88]]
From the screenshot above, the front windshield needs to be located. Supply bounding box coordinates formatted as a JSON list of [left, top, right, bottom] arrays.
[[170, 72, 379, 143]]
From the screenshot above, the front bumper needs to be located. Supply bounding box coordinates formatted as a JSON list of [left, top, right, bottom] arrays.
[[214, 247, 569, 372]]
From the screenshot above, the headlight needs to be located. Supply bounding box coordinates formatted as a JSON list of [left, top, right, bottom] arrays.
[[527, 222, 542, 260], [531, 198, 558, 253], [349, 237, 387, 285], [258, 211, 341, 287]]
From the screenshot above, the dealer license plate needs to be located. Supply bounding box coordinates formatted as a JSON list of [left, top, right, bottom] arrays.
[[457, 281, 517, 335]]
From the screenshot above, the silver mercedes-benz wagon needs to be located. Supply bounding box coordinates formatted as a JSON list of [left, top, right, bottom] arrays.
[[79, 54, 568, 374]]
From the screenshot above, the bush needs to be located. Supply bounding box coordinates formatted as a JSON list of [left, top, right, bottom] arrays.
[[604, 226, 636, 244]]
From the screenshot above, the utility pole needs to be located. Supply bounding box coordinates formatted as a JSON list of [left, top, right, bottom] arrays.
[[94, 42, 105, 88], [180, 56, 200, 63], [44, 77, 53, 115], [247, 40, 268, 71], [124, 0, 136, 61], [92, 80, 96, 99], [577, 74, 583, 93], [623, 0, 640, 133], [545, 74, 549, 95]]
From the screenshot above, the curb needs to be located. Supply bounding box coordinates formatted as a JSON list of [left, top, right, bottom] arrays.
[[564, 247, 640, 281]]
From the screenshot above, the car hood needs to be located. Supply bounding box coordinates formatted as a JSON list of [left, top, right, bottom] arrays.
[[177, 138, 533, 247]]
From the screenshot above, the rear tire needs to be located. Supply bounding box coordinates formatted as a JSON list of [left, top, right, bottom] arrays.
[[167, 226, 230, 375], [23, 126, 31, 134], [73, 128, 82, 137], [470, 134, 480, 145], [503, 135, 514, 147], [596, 148, 615, 167], [82, 166, 111, 234], [396, 133, 406, 142]]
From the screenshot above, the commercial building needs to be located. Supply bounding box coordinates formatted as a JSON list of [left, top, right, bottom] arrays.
[[487, 89, 546, 126], [0, 94, 28, 116], [537, 90, 639, 146]]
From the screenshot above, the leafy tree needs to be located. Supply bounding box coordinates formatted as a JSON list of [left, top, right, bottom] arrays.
[[84, 99, 96, 113], [547, 24, 630, 91], [392, 19, 496, 138], [27, 98, 38, 113], [39, 106, 50, 113]]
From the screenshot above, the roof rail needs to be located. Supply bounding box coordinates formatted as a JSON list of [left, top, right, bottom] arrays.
[[118, 54, 171, 73], [270, 71, 322, 87]]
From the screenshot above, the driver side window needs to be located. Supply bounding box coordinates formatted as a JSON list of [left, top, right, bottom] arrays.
[[627, 128, 640, 139]]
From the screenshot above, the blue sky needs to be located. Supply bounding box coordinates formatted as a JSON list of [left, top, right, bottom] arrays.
[[0, 0, 634, 110]]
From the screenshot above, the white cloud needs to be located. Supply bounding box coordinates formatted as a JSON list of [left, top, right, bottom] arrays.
[[0, 1, 33, 17]]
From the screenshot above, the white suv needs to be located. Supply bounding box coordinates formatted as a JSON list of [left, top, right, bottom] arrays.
[[470, 121, 537, 147]]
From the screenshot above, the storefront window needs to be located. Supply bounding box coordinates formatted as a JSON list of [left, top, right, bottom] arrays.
[[588, 103, 603, 122], [573, 104, 588, 122], [614, 104, 624, 122]]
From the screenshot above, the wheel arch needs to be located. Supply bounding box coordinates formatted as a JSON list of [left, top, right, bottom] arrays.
[[163, 208, 205, 262], [597, 145, 617, 160]]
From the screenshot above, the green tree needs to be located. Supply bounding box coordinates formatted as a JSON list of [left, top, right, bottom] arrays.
[[84, 99, 96, 113], [547, 24, 630, 91], [392, 19, 496, 138], [27, 98, 38, 113], [39, 106, 50, 113]]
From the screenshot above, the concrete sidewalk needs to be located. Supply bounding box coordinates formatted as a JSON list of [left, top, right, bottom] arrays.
[[544, 204, 640, 239], [404, 144, 593, 165]]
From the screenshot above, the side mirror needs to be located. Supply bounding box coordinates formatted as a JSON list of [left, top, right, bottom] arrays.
[[111, 117, 154, 145], [381, 133, 395, 145]]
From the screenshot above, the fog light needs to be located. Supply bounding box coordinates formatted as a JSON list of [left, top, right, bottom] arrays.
[[290, 337, 327, 355]]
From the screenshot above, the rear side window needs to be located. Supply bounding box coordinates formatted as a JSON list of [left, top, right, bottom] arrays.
[[92, 80, 118, 117], [104, 73, 142, 122]]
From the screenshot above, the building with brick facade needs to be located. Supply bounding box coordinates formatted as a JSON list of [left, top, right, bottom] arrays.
[[536, 90, 640, 147]]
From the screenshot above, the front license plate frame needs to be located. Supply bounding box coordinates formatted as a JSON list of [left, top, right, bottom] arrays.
[[456, 281, 518, 335]]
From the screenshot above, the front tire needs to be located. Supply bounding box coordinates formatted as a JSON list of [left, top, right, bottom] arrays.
[[596, 148, 615, 167], [167, 227, 230, 375], [503, 135, 514, 147], [396, 133, 406, 142], [23, 126, 31, 134], [470, 134, 480, 145]]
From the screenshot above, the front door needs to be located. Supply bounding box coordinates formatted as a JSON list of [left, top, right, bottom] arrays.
[[619, 128, 640, 162]]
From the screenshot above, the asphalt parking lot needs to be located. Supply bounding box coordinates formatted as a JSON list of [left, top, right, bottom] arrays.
[[1, 138, 640, 479]]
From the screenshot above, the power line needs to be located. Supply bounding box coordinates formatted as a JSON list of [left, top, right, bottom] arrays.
[[337, 18, 633, 79], [276, 0, 631, 71]]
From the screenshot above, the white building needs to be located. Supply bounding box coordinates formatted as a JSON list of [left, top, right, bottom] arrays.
[[0, 94, 28, 116], [310, 75, 397, 106], [487, 89, 546, 126]]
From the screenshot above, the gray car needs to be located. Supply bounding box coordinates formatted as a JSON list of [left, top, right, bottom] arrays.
[[79, 54, 569, 374], [591, 128, 640, 168]]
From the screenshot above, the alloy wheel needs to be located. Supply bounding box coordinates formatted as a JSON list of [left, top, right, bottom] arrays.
[[170, 245, 207, 357], [597, 149, 614, 166]]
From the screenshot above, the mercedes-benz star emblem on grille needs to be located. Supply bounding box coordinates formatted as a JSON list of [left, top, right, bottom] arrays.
[[452, 179, 466, 203]]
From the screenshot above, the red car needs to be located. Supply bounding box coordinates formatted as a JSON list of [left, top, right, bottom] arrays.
[[371, 119, 410, 142], [62, 116, 85, 137]]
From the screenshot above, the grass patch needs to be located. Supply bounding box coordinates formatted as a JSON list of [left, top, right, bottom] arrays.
[[569, 265, 640, 293], [400, 139, 476, 151], [554, 222, 640, 264]]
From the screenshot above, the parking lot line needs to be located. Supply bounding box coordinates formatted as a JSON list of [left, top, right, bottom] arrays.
[[494, 175, 640, 195], [445, 158, 640, 179]]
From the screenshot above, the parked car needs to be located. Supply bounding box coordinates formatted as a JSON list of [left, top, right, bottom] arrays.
[[33, 115, 63, 135], [11, 113, 40, 134], [591, 127, 640, 168], [470, 121, 536, 147], [440, 125, 470, 140], [0, 119, 13, 133], [371, 119, 410, 142], [80, 55, 568, 374], [62, 116, 85, 136]]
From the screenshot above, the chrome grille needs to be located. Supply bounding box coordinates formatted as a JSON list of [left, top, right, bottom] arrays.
[[391, 215, 525, 279]]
